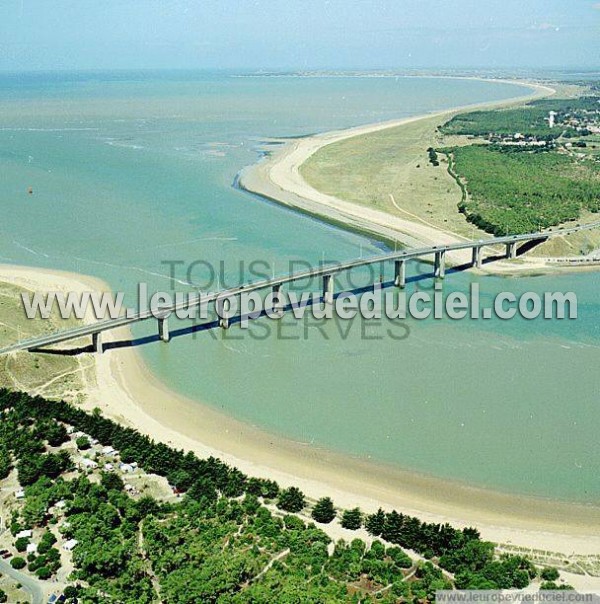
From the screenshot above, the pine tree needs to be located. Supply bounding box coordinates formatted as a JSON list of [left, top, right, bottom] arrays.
[[365, 508, 386, 536], [340, 507, 362, 530], [276, 486, 305, 513], [311, 497, 336, 524]]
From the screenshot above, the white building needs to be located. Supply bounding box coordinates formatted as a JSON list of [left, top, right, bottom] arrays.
[[81, 458, 98, 470], [26, 543, 37, 554], [548, 111, 558, 128], [63, 539, 78, 551], [16, 529, 32, 539]]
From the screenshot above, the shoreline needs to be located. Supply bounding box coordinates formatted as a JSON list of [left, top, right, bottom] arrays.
[[2, 263, 600, 558], [1, 76, 600, 560], [239, 78, 599, 273]]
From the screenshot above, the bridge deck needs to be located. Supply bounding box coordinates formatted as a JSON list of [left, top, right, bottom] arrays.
[[1, 222, 598, 354]]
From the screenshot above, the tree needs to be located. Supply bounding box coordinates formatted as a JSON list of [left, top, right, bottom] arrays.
[[0, 446, 11, 479], [63, 585, 79, 599], [35, 566, 52, 580], [541, 567, 560, 581], [38, 531, 57, 555], [101, 471, 124, 492], [63, 585, 79, 600], [365, 508, 386, 536], [10, 556, 26, 569], [312, 497, 336, 524], [246, 477, 279, 499], [75, 436, 90, 450], [15, 537, 30, 552], [340, 508, 362, 530], [0, 589, 6, 603], [23, 496, 48, 527], [276, 487, 305, 513], [44, 422, 68, 447]]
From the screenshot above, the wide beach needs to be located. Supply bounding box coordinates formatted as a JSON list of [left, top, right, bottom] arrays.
[[3, 261, 600, 566], [1, 75, 600, 574], [239, 78, 573, 270]]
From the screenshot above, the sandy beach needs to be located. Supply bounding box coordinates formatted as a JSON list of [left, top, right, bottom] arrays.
[[1, 78, 599, 587], [2, 262, 600, 567], [239, 78, 582, 272]]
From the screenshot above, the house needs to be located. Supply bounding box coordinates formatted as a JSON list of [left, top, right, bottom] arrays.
[[104, 463, 114, 472], [81, 458, 98, 470], [54, 500, 67, 510], [102, 446, 116, 456], [119, 463, 134, 474], [26, 543, 38, 554], [63, 539, 78, 551], [16, 529, 33, 539], [15, 489, 25, 500]]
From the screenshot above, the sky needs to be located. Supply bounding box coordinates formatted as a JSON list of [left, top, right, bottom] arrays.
[[0, 0, 598, 72]]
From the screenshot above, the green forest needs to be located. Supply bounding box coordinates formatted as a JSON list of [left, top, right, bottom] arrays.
[[441, 107, 558, 139], [441, 96, 600, 139], [446, 145, 600, 235], [0, 388, 570, 602], [436, 93, 600, 235]]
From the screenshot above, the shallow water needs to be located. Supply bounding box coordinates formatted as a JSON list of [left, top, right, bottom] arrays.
[[0, 71, 598, 502]]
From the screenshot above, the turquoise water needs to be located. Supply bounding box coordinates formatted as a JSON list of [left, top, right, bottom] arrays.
[[0, 71, 598, 503]]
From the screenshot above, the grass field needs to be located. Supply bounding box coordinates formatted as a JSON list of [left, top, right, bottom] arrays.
[[0, 282, 93, 401], [301, 93, 600, 257], [301, 113, 489, 241]]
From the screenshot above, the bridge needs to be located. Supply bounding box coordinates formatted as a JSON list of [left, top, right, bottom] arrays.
[[1, 223, 598, 355]]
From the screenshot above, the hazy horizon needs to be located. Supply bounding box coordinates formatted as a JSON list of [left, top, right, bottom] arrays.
[[0, 0, 598, 73]]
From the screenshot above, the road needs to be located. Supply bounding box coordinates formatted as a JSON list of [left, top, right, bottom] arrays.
[[0, 558, 44, 604], [1, 220, 599, 356]]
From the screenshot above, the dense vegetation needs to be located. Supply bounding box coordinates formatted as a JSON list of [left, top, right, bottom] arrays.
[[0, 388, 562, 601], [444, 145, 600, 235], [436, 94, 600, 235], [441, 107, 559, 139], [441, 97, 600, 139]]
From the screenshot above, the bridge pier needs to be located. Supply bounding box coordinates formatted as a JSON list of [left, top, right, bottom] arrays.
[[393, 259, 406, 288], [434, 250, 446, 278], [271, 283, 284, 316], [472, 246, 483, 269], [92, 332, 103, 354], [216, 298, 231, 330], [506, 242, 518, 259], [158, 317, 170, 342], [322, 274, 334, 305]]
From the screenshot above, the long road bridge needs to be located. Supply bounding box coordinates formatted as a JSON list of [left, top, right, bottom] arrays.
[[1, 223, 599, 355]]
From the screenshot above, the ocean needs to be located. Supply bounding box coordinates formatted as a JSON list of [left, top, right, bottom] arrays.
[[0, 70, 598, 502]]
